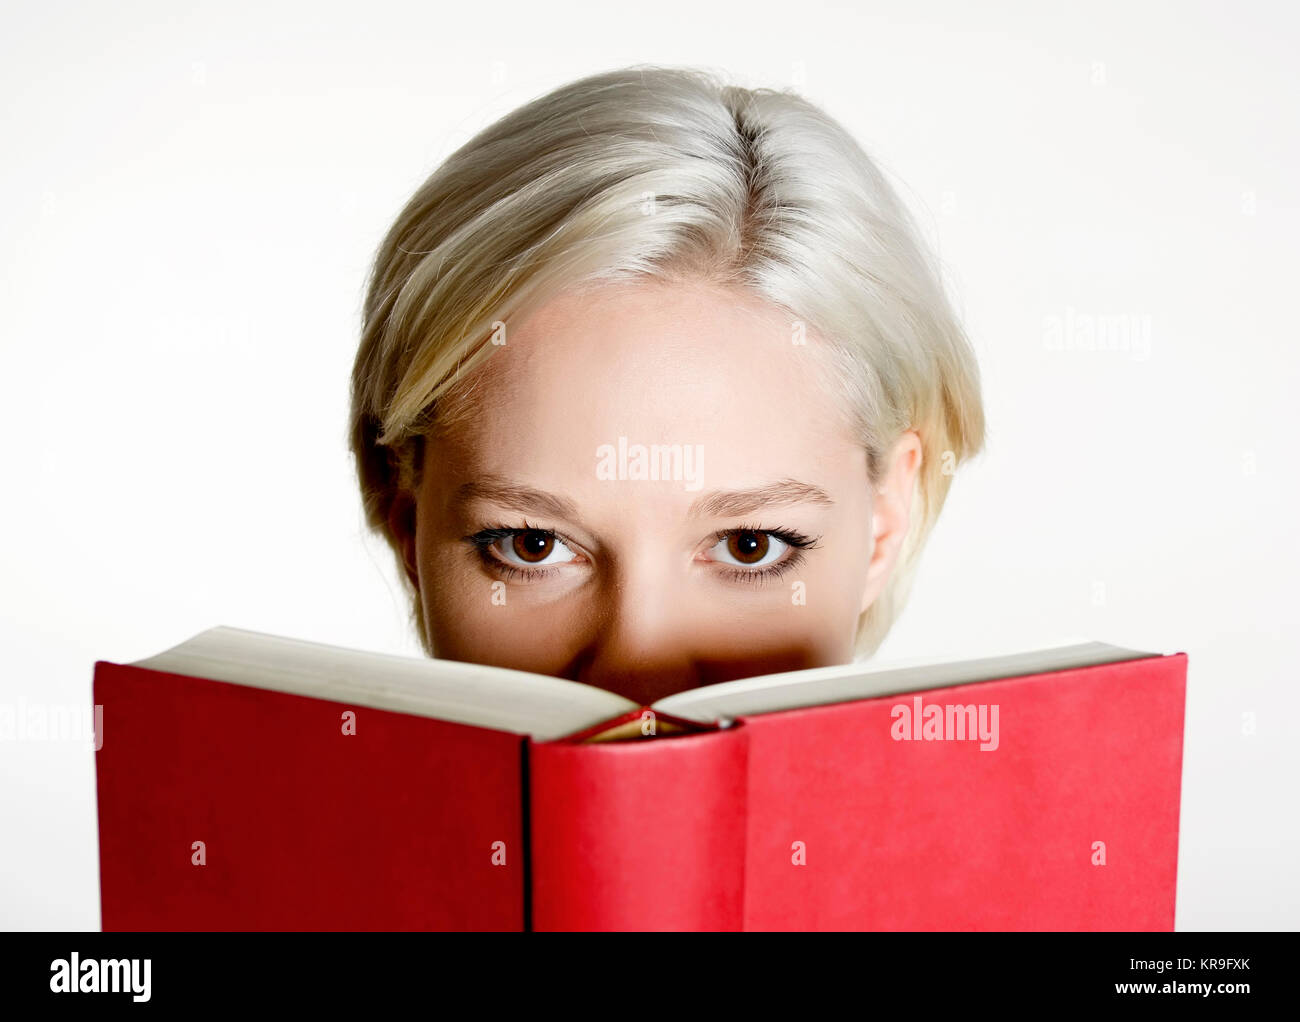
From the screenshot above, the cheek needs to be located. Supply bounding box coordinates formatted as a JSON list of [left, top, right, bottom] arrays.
[[754, 525, 874, 658], [418, 543, 593, 674], [823, 519, 876, 612]]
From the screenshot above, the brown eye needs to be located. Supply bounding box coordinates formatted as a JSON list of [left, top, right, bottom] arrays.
[[726, 530, 769, 564], [511, 530, 555, 563], [705, 529, 792, 571]]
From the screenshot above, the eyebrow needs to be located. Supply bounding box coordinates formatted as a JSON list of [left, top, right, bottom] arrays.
[[455, 475, 833, 520], [689, 479, 834, 518], [454, 476, 580, 520]]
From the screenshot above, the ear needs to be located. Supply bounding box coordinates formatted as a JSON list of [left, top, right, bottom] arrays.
[[386, 491, 420, 593], [859, 429, 923, 616]]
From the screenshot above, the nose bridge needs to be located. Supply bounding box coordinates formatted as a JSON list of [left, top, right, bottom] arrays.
[[574, 551, 700, 703]]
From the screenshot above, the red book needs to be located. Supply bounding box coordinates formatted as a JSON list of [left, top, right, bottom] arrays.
[[92, 628, 1187, 930]]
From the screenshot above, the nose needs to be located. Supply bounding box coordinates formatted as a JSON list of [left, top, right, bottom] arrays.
[[567, 575, 704, 705], [560, 553, 827, 705]]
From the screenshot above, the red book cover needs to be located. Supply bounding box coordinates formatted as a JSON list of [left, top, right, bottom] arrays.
[[526, 654, 1186, 930], [529, 723, 749, 931], [93, 661, 526, 931], [736, 652, 1186, 930], [92, 640, 1187, 931]]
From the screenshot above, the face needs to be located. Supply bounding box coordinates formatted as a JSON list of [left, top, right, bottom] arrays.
[[394, 278, 921, 705]]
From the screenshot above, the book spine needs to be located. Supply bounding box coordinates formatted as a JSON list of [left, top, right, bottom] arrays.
[[527, 725, 749, 931]]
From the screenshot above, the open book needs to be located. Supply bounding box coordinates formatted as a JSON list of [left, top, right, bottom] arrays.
[[92, 628, 1188, 931]]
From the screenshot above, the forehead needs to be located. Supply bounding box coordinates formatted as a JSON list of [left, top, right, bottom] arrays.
[[431, 279, 863, 496]]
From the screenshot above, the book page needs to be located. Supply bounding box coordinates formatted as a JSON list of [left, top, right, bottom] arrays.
[[130, 627, 1165, 737], [130, 626, 639, 742], [652, 641, 1161, 723]]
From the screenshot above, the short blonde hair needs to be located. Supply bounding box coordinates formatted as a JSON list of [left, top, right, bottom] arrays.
[[350, 64, 985, 660]]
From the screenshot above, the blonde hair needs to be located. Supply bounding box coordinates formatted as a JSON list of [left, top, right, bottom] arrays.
[[350, 64, 985, 660]]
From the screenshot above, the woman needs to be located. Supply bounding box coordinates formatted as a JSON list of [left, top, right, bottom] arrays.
[[350, 65, 985, 705]]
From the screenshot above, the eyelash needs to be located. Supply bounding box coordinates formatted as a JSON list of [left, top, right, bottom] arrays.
[[463, 521, 820, 585], [464, 520, 571, 582], [707, 523, 817, 585]]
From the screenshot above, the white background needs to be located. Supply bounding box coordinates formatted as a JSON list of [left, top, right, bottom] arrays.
[[2, 1, 1296, 930]]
